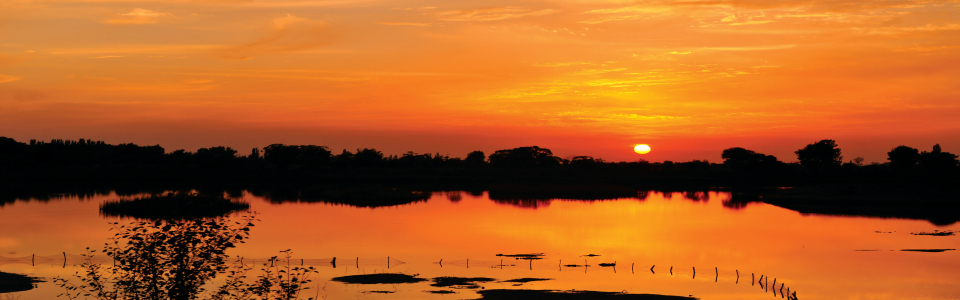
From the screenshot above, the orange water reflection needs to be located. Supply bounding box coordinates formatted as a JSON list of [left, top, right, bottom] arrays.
[[1, 191, 958, 299]]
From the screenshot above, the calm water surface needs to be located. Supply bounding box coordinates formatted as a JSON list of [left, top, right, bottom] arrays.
[[1, 191, 958, 299]]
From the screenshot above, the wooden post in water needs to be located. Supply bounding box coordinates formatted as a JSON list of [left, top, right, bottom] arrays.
[[467, 259, 469, 268], [356, 257, 359, 268], [502, 259, 504, 269], [780, 283, 784, 295], [388, 256, 390, 269], [752, 273, 755, 286], [773, 278, 776, 287], [301, 258, 304, 266], [692, 267, 695, 279], [439, 259, 442, 267], [670, 266, 673, 275], [529, 259, 532, 270], [632, 263, 634, 274], [332, 257, 337, 268], [32, 254, 34, 266], [735, 270, 739, 284], [63, 252, 66, 268], [715, 267, 718, 282]]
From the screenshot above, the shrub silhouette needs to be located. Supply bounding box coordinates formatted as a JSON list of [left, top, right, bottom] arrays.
[[54, 216, 318, 300]]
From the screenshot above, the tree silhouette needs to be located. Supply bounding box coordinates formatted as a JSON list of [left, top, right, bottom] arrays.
[[919, 144, 959, 174], [795, 139, 842, 169], [720, 147, 779, 170], [263, 144, 332, 167], [887, 145, 920, 170], [488, 146, 562, 168], [465, 151, 486, 165]]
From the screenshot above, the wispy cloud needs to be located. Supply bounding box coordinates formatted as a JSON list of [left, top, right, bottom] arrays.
[[858, 23, 960, 35], [391, 6, 438, 11], [218, 14, 335, 60], [435, 7, 558, 22], [0, 74, 21, 83], [105, 8, 168, 24], [89, 55, 124, 58], [378, 22, 432, 26]]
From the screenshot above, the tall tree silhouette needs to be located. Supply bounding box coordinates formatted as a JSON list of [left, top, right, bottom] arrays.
[[795, 140, 842, 169]]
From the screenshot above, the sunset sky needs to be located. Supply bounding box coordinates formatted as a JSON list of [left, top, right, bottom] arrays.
[[1, 0, 959, 162]]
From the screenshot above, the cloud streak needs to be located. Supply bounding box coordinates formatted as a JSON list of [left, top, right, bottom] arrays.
[[218, 14, 335, 60], [435, 7, 558, 22]]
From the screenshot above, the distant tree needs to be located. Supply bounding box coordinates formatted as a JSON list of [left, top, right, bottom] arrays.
[[488, 146, 562, 168], [721, 147, 779, 170], [465, 151, 486, 165], [795, 139, 842, 169], [569, 156, 603, 168], [853, 157, 865, 166], [919, 144, 959, 173], [887, 145, 920, 170], [263, 144, 332, 166], [196, 146, 238, 160], [352, 148, 384, 167]]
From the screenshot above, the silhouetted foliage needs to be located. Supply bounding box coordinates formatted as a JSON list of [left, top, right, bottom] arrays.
[[465, 150, 486, 165], [888, 146, 921, 170], [489, 146, 562, 168], [721, 147, 780, 171], [919, 144, 960, 175], [263, 144, 332, 167], [351, 148, 384, 167], [54, 215, 318, 300], [795, 139, 842, 169]]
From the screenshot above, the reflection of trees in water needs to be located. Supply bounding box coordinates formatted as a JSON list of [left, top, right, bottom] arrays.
[[54, 215, 318, 300]]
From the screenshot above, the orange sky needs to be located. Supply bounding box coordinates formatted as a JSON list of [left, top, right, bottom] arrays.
[[1, 0, 959, 162]]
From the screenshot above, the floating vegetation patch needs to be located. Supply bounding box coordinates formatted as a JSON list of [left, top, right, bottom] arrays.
[[911, 230, 955, 236], [598, 262, 617, 267], [473, 289, 698, 299], [426, 290, 457, 294], [0, 271, 43, 293], [900, 249, 956, 252], [854, 249, 880, 251], [99, 192, 249, 220], [361, 291, 395, 294], [331, 273, 428, 284], [431, 277, 496, 289], [581, 254, 601, 257], [502, 278, 552, 283], [563, 264, 586, 267], [496, 253, 545, 260]]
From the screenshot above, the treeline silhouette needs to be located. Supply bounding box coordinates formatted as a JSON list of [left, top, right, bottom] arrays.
[[1, 137, 957, 188]]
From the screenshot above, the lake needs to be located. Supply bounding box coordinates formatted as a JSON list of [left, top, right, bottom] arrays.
[[1, 190, 958, 299]]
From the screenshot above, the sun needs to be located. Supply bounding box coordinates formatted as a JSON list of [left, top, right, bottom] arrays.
[[634, 144, 651, 154]]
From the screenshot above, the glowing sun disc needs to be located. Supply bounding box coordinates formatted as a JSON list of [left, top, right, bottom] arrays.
[[634, 144, 651, 154]]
